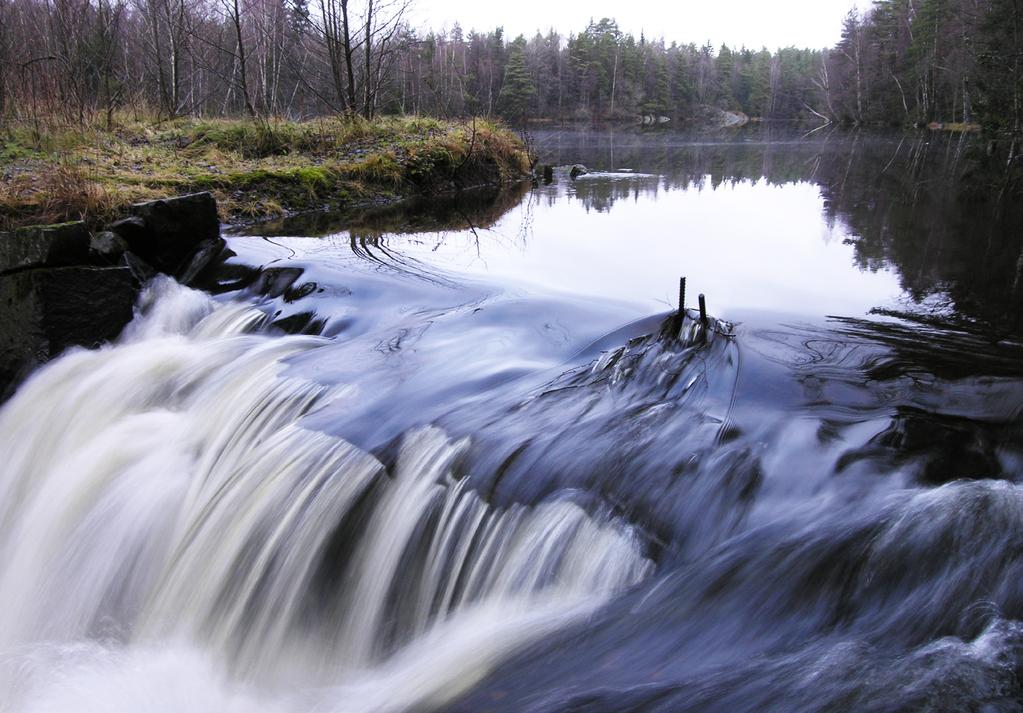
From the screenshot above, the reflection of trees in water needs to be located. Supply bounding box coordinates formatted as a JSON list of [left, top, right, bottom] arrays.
[[347, 183, 532, 242], [816, 133, 1023, 333], [567, 175, 663, 214], [542, 128, 1023, 332], [252, 182, 532, 240], [343, 182, 536, 268]]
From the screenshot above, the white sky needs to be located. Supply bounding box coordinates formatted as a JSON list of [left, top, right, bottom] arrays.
[[410, 0, 870, 50]]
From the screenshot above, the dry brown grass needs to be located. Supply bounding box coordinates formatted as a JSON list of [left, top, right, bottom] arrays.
[[0, 164, 121, 230]]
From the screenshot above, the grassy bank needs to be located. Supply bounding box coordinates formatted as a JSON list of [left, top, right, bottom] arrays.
[[0, 116, 532, 230]]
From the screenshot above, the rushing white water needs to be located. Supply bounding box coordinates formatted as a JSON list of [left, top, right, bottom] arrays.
[[0, 277, 652, 712]]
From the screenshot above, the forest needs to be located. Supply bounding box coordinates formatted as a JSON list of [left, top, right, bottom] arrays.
[[0, 0, 1021, 136]]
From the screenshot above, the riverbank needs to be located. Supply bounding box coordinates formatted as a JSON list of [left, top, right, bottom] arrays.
[[0, 116, 532, 230]]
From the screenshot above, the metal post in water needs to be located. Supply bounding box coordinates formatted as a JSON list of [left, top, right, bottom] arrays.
[[699, 294, 708, 327], [678, 277, 686, 316]]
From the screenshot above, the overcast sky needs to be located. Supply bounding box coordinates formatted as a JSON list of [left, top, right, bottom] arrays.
[[409, 0, 869, 50]]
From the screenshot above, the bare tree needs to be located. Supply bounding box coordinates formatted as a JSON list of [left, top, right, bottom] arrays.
[[314, 0, 359, 111], [361, 0, 410, 117]]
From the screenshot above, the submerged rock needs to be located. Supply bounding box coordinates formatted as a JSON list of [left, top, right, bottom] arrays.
[[570, 164, 588, 179]]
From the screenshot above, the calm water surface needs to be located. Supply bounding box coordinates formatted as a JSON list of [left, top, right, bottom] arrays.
[[254, 126, 1023, 329]]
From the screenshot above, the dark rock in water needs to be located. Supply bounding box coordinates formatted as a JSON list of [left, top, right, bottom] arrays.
[[0, 265, 139, 398], [0, 222, 91, 274], [188, 246, 259, 295], [250, 267, 305, 299], [178, 237, 227, 286], [121, 251, 157, 284], [284, 281, 318, 303], [570, 164, 588, 179], [89, 230, 130, 263], [271, 311, 326, 335], [109, 192, 220, 276]]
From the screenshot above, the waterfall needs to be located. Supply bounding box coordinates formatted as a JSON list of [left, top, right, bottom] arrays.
[[0, 277, 652, 712]]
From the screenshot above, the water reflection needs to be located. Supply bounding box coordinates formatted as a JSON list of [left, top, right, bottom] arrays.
[[243, 127, 1023, 331], [245, 183, 532, 239], [535, 127, 1023, 332]]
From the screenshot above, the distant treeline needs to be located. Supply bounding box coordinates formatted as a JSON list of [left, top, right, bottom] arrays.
[[0, 0, 1020, 136]]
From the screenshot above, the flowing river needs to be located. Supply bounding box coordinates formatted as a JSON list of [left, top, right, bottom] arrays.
[[1, 127, 1022, 712]]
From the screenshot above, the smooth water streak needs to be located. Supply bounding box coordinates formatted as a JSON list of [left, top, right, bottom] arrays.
[[0, 277, 652, 712]]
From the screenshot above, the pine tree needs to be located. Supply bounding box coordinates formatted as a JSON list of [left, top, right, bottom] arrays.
[[745, 50, 772, 117], [498, 37, 536, 124], [715, 44, 736, 108]]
